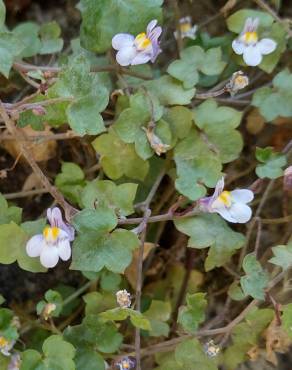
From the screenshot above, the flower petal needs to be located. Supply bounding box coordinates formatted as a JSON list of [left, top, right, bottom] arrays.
[[212, 177, 225, 200], [57, 238, 71, 261], [112, 33, 134, 50], [131, 51, 152, 65], [232, 39, 245, 55], [47, 207, 74, 241], [229, 202, 252, 223], [147, 19, 158, 34], [243, 45, 262, 66], [215, 207, 238, 223], [257, 38, 277, 55], [116, 46, 137, 66], [40, 246, 59, 268], [26, 234, 44, 257], [231, 189, 254, 204]]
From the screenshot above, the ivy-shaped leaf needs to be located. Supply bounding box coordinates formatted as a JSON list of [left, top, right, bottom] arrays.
[[55, 162, 86, 205], [174, 99, 243, 200], [240, 254, 269, 300], [71, 208, 139, 273], [0, 194, 22, 225], [0, 31, 24, 77], [144, 76, 195, 105], [269, 243, 292, 270], [168, 46, 226, 89], [256, 147, 287, 179], [175, 214, 245, 271], [252, 69, 292, 121], [81, 179, 138, 217], [144, 300, 171, 337], [100, 307, 151, 331], [223, 308, 273, 370], [178, 293, 207, 334], [39, 21, 63, 54], [92, 128, 149, 180]]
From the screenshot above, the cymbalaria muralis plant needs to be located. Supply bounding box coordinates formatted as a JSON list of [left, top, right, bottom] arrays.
[[0, 1, 291, 370]]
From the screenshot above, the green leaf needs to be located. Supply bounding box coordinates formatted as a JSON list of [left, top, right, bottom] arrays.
[[71, 228, 139, 273], [252, 70, 292, 121], [74, 348, 105, 370], [21, 349, 42, 370], [0, 222, 45, 272], [0, 31, 24, 77], [0, 295, 4, 305], [39, 21, 63, 54], [81, 179, 137, 217], [144, 300, 171, 337], [72, 207, 118, 235], [92, 128, 149, 180], [175, 214, 245, 271], [0, 0, 5, 29], [100, 307, 151, 331], [226, 9, 274, 33], [167, 46, 226, 89], [64, 315, 122, 353], [269, 243, 292, 270], [13, 22, 41, 57], [164, 106, 193, 142], [223, 308, 273, 370], [240, 254, 269, 300], [113, 92, 170, 159], [228, 281, 245, 301], [100, 270, 121, 292], [79, 0, 163, 53], [67, 93, 108, 136], [37, 290, 63, 318], [144, 76, 195, 105], [0, 194, 22, 225], [0, 308, 18, 340], [174, 100, 242, 200], [178, 293, 207, 334], [83, 291, 116, 315], [42, 335, 75, 370], [256, 147, 287, 179], [55, 162, 86, 205], [282, 304, 292, 339]]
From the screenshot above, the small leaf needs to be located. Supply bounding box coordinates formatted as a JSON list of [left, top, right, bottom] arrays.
[[269, 243, 292, 270], [92, 128, 149, 180], [175, 214, 245, 271], [226, 9, 274, 33], [178, 293, 207, 333], [167, 46, 226, 89], [240, 254, 269, 300], [282, 304, 292, 339], [0, 194, 22, 225], [256, 147, 287, 179], [144, 76, 195, 105], [39, 21, 63, 54]]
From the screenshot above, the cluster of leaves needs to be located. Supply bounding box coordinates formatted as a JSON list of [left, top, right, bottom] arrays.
[[0, 0, 291, 370]]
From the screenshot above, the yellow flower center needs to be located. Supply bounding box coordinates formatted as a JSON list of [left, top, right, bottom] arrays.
[[43, 226, 60, 242], [243, 31, 258, 44], [180, 22, 192, 33], [135, 32, 152, 50], [218, 191, 232, 207], [0, 336, 8, 347], [122, 362, 130, 369]]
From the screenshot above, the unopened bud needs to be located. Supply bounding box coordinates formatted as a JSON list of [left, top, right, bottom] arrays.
[[143, 126, 170, 156], [116, 290, 131, 309], [226, 71, 249, 96], [42, 303, 56, 321], [204, 340, 220, 358], [32, 106, 46, 116]]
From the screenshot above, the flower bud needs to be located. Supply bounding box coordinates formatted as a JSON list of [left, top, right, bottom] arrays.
[[226, 71, 249, 96], [32, 106, 47, 116], [116, 289, 131, 308], [42, 303, 57, 321], [204, 340, 220, 357], [143, 126, 170, 156]]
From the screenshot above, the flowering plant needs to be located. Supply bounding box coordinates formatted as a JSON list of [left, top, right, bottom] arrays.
[[0, 1, 291, 370]]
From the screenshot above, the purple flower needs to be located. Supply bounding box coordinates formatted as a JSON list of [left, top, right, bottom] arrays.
[[199, 177, 254, 223], [112, 20, 162, 66], [26, 207, 75, 268]]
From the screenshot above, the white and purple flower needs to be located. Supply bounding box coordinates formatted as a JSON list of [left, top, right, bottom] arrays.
[[232, 17, 277, 66], [174, 16, 197, 40], [26, 207, 75, 269], [199, 177, 254, 223], [112, 20, 162, 66], [0, 336, 15, 356]]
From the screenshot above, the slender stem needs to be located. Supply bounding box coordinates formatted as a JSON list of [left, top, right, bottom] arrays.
[[13, 61, 152, 80], [62, 280, 94, 307], [3, 188, 48, 200]]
